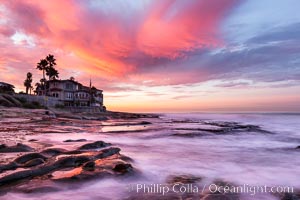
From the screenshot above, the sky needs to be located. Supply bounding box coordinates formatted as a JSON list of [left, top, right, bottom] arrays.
[[0, 0, 300, 112]]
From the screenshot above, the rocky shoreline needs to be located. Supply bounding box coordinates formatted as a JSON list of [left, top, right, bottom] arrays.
[[0, 140, 133, 194], [0, 107, 155, 195], [1, 108, 299, 199]]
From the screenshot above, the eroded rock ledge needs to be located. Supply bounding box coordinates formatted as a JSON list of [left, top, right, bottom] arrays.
[[0, 140, 135, 193]]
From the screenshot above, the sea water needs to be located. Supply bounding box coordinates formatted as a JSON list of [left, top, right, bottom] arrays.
[[2, 113, 300, 200]]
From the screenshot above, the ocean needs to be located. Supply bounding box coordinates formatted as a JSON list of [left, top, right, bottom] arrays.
[[2, 113, 300, 199]]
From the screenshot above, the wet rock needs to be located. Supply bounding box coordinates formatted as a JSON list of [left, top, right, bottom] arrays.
[[1, 153, 47, 173], [59, 121, 67, 125], [54, 156, 91, 168], [78, 141, 111, 150], [172, 132, 209, 138], [41, 148, 67, 156], [0, 162, 18, 173], [0, 165, 56, 186], [0, 155, 93, 186], [113, 163, 133, 173], [63, 139, 87, 143], [0, 143, 34, 153], [41, 148, 82, 156], [279, 191, 300, 200], [170, 119, 200, 124], [94, 147, 120, 159], [23, 158, 45, 167], [174, 127, 226, 134], [97, 116, 108, 120], [173, 121, 272, 136], [0, 138, 133, 191], [119, 154, 134, 162], [83, 161, 95, 171], [14, 153, 47, 164], [16, 185, 61, 193], [166, 175, 202, 184], [140, 121, 152, 125]]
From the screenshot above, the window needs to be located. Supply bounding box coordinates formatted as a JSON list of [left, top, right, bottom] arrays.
[[66, 92, 73, 99], [66, 83, 73, 90]]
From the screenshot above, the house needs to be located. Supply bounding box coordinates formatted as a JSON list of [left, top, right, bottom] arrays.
[[0, 82, 15, 93], [36, 79, 104, 110]]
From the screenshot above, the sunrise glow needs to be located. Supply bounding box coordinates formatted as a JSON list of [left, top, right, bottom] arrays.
[[1, 0, 300, 112]]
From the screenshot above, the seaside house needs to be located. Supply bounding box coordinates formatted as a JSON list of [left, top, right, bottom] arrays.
[[36, 79, 104, 110], [0, 82, 15, 94]]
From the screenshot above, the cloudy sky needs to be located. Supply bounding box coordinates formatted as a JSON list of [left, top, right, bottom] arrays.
[[1, 0, 300, 112]]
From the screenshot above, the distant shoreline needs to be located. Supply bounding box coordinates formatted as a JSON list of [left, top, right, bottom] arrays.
[[0, 106, 160, 121]]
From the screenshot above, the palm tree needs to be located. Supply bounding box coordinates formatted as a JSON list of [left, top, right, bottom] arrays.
[[46, 54, 56, 68], [24, 72, 33, 94], [34, 82, 41, 95], [36, 59, 48, 81], [45, 54, 58, 80], [29, 86, 34, 95], [46, 66, 59, 80], [36, 54, 59, 95]]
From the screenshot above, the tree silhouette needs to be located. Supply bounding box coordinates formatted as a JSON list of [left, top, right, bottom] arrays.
[[46, 66, 59, 80], [36, 54, 59, 95], [45, 54, 59, 80], [36, 59, 48, 81], [44, 54, 59, 80], [46, 54, 56, 68], [24, 72, 33, 94], [34, 82, 41, 95]]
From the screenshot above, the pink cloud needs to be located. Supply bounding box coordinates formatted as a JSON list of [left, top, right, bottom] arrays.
[[0, 0, 240, 90], [137, 0, 238, 58]]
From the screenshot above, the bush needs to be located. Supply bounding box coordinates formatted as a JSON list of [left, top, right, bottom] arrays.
[[15, 97, 27, 104], [55, 104, 65, 109], [22, 102, 34, 109], [32, 101, 41, 107], [23, 101, 44, 109]]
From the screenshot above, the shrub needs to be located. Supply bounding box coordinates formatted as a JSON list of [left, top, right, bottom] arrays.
[[55, 104, 65, 109], [23, 101, 44, 109], [15, 97, 27, 104]]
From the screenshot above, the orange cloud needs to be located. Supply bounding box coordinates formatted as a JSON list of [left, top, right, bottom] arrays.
[[1, 0, 239, 80]]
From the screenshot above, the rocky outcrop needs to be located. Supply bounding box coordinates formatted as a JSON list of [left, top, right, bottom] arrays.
[[0, 140, 134, 191], [78, 141, 111, 150], [113, 163, 133, 174], [0, 143, 34, 153], [172, 121, 272, 137], [166, 174, 202, 184], [63, 139, 87, 142]]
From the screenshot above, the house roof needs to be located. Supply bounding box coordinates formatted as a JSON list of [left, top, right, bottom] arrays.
[[49, 79, 82, 86], [47, 79, 103, 91], [0, 82, 15, 88]]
